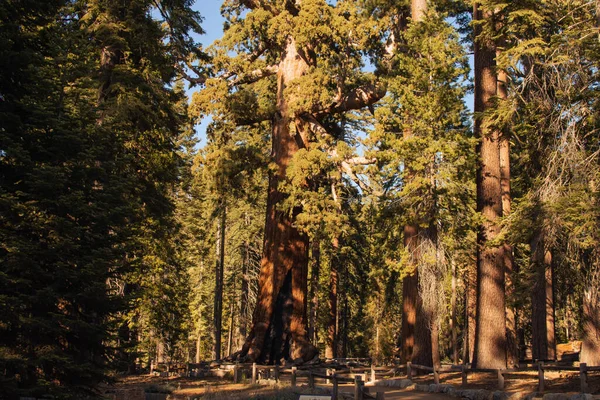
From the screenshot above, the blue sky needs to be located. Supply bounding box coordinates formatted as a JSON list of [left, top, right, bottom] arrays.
[[192, 2, 226, 147]]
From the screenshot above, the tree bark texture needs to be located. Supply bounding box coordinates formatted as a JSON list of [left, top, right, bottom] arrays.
[[213, 202, 226, 360], [498, 66, 519, 368], [401, 226, 433, 367], [308, 240, 320, 345], [530, 228, 556, 361], [466, 259, 477, 364], [326, 238, 339, 359], [239, 37, 317, 364], [473, 3, 507, 369], [580, 268, 600, 365]]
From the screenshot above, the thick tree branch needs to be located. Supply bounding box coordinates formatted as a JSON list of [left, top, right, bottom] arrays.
[[228, 65, 278, 87], [315, 82, 387, 117]]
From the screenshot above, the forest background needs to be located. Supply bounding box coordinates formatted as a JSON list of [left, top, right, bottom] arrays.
[[1, 0, 600, 398]]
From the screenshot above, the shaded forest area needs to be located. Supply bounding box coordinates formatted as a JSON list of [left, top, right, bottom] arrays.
[[1, 0, 600, 398]]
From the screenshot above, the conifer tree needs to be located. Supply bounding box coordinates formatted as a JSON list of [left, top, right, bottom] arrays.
[[192, 0, 385, 363]]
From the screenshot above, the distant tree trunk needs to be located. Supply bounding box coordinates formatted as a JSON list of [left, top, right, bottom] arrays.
[[213, 201, 226, 360], [498, 65, 519, 368], [580, 265, 600, 365], [237, 237, 250, 349], [195, 331, 201, 363], [531, 229, 556, 361], [451, 259, 458, 364], [326, 238, 339, 359], [238, 37, 317, 364], [465, 260, 477, 364], [342, 287, 349, 358], [308, 240, 320, 345], [473, 3, 507, 369], [227, 293, 235, 357]]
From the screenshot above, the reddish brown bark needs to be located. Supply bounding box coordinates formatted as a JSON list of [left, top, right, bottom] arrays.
[[326, 238, 339, 359], [498, 67, 519, 368], [308, 240, 320, 345], [581, 271, 600, 365], [530, 229, 556, 361], [238, 38, 316, 364], [401, 226, 433, 367], [473, 3, 507, 369]]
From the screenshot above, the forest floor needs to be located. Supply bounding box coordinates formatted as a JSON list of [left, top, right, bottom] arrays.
[[103, 370, 600, 400]]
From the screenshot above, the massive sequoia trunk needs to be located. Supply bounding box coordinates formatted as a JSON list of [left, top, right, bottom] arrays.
[[530, 228, 556, 361], [473, 3, 507, 369], [238, 37, 317, 364]]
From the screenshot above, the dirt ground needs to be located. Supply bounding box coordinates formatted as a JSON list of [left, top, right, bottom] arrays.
[[102, 375, 331, 400], [102, 369, 600, 400]]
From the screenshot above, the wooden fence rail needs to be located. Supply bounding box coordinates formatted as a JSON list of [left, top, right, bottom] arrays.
[[408, 361, 598, 394]]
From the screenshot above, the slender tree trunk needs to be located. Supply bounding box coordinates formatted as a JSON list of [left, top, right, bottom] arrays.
[[580, 265, 600, 365], [451, 259, 458, 365], [239, 37, 317, 364], [466, 260, 477, 364], [227, 293, 235, 357], [498, 65, 519, 368], [213, 201, 226, 360], [237, 237, 250, 349], [308, 240, 320, 344], [196, 331, 201, 364], [473, 3, 507, 369], [531, 229, 556, 361], [326, 238, 339, 359]]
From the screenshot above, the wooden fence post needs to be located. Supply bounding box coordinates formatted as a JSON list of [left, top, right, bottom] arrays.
[[461, 365, 467, 387], [580, 363, 588, 394], [497, 369, 505, 390], [354, 375, 364, 400], [274, 365, 279, 382], [407, 362, 412, 379], [371, 364, 376, 382], [291, 366, 297, 387], [332, 373, 338, 400], [233, 362, 240, 383], [537, 361, 544, 393], [252, 362, 257, 385], [376, 391, 385, 400], [434, 365, 440, 385], [308, 371, 315, 389]]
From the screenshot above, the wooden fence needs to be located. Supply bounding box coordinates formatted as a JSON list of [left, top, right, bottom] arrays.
[[408, 361, 600, 393]]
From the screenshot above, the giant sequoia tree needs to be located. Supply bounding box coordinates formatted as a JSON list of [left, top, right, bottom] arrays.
[[192, 0, 385, 363]]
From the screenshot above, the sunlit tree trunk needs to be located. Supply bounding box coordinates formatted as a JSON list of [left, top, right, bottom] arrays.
[[213, 202, 226, 360], [473, 2, 507, 369], [498, 65, 519, 368], [308, 240, 320, 345], [239, 37, 316, 364]]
